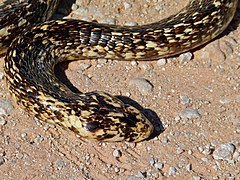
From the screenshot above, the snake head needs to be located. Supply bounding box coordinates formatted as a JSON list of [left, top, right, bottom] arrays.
[[71, 91, 154, 142]]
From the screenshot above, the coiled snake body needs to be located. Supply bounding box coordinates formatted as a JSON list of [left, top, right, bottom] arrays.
[[0, 0, 238, 142]]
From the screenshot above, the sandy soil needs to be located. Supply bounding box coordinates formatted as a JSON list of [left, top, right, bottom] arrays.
[[0, 0, 240, 179]]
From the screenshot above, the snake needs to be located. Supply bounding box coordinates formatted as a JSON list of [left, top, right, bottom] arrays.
[[0, 0, 238, 142]]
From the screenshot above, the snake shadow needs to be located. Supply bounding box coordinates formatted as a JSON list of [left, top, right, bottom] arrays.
[[55, 61, 164, 140]]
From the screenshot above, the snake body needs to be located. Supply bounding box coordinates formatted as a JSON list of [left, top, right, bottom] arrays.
[[0, 0, 238, 142]]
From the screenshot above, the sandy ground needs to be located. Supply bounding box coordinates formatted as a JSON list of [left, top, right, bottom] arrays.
[[0, 0, 240, 179]]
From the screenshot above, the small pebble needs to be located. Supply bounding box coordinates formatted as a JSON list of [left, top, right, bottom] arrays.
[[101, 17, 116, 25], [186, 163, 192, 171], [128, 176, 140, 180], [16, 153, 24, 159], [232, 151, 240, 160], [0, 100, 14, 116], [114, 167, 120, 173], [219, 97, 231, 104], [97, 58, 108, 64], [179, 95, 191, 105], [125, 21, 138, 26], [79, 63, 91, 70], [71, 3, 78, 11], [0, 71, 4, 80], [123, 2, 132, 9], [169, 166, 177, 176], [157, 58, 167, 66], [0, 119, 6, 126], [129, 78, 154, 95], [56, 159, 65, 170], [136, 171, 146, 178], [33, 135, 44, 144], [146, 146, 152, 151], [0, 157, 5, 166], [176, 147, 185, 154], [130, 61, 138, 66], [161, 137, 169, 143], [201, 158, 209, 162], [112, 149, 121, 158], [148, 157, 155, 166], [213, 143, 236, 161], [154, 162, 163, 170], [179, 109, 201, 119], [193, 176, 201, 180], [179, 52, 193, 64], [201, 145, 214, 155]]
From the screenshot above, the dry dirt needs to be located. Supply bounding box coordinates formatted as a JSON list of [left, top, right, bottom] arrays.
[[0, 0, 240, 179]]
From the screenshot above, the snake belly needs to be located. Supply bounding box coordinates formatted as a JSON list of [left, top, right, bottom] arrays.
[[0, 0, 238, 142]]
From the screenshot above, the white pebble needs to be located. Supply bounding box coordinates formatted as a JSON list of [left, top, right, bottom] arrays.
[[79, 63, 91, 70], [112, 149, 121, 158], [179, 52, 193, 64], [219, 97, 231, 104], [154, 162, 163, 170], [101, 18, 116, 25], [130, 61, 138, 66], [213, 143, 236, 161], [193, 176, 201, 180], [149, 157, 155, 165], [123, 2, 132, 9], [176, 147, 184, 154], [0, 119, 6, 126], [0, 157, 5, 166], [0, 100, 14, 116], [114, 167, 120, 173], [125, 21, 138, 26], [0, 71, 4, 80], [98, 58, 108, 64], [179, 109, 201, 119], [157, 58, 167, 66], [129, 78, 153, 95], [168, 167, 177, 176], [186, 163, 192, 171], [71, 4, 79, 11]]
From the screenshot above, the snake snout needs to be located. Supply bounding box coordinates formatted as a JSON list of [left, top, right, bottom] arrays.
[[78, 92, 154, 142], [122, 105, 154, 142]]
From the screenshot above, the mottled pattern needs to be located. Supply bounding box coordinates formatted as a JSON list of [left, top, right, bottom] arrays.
[[1, 0, 238, 142]]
